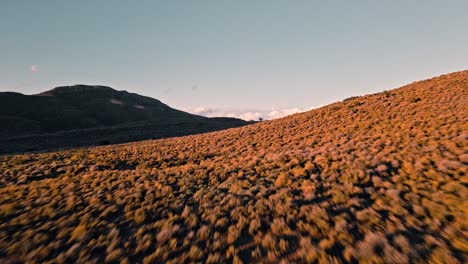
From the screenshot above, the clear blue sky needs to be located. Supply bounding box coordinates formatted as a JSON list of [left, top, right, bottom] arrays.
[[1, 1, 467, 119]]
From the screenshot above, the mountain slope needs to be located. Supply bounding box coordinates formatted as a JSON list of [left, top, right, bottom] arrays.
[[0, 71, 467, 263], [0, 85, 250, 153]]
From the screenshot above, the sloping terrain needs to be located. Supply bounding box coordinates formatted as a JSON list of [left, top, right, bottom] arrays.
[[0, 85, 249, 154], [0, 71, 467, 263]]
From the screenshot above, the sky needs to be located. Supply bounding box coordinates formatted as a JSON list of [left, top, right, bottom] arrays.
[[1, 1, 467, 120]]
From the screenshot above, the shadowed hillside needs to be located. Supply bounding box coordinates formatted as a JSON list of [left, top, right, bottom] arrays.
[[0, 71, 467, 263], [0, 85, 250, 154]]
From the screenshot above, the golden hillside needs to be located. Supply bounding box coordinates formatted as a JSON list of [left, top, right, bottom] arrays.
[[1, 71, 467, 263]]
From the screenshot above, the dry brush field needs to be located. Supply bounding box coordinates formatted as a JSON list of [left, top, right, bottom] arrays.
[[1, 71, 467, 263]]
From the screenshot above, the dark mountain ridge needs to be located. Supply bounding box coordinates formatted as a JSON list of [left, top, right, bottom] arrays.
[[0, 85, 250, 154]]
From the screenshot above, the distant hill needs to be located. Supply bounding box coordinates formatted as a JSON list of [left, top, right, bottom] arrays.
[[1, 71, 466, 263], [0, 85, 250, 153]]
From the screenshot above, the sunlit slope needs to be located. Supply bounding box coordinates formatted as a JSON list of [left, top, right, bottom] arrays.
[[1, 71, 467, 263]]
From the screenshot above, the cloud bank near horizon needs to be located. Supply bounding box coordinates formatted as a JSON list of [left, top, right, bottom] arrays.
[[186, 106, 317, 121]]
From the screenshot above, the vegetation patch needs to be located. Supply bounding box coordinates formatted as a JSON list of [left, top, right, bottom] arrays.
[[0, 71, 467, 263]]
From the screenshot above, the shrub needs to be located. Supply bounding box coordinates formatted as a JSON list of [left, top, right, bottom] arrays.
[[70, 224, 87, 241], [275, 172, 288, 187]]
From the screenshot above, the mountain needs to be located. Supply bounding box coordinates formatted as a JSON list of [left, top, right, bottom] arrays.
[[0, 71, 467, 263], [0, 85, 250, 153]]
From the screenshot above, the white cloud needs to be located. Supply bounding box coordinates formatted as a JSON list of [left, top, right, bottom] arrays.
[[189, 107, 217, 115], [186, 106, 316, 121]]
